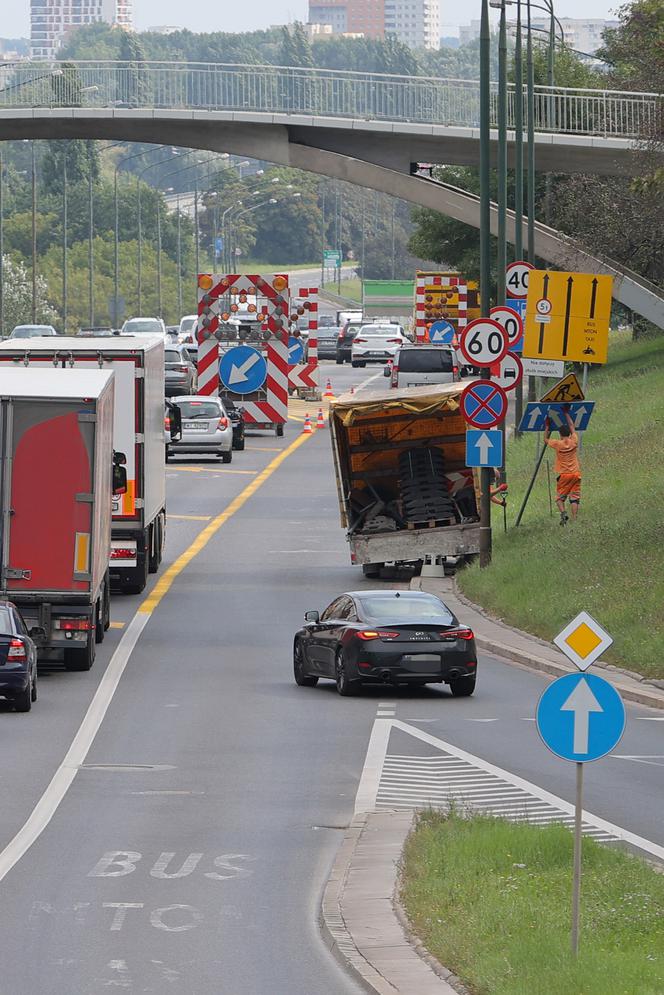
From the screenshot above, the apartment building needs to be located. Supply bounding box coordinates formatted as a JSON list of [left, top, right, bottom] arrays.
[[30, 0, 133, 59], [309, 0, 440, 49]]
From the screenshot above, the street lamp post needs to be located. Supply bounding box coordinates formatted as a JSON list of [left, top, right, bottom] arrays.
[[31, 142, 37, 323], [0, 151, 4, 337], [62, 151, 67, 332], [479, 0, 492, 567], [88, 170, 94, 326]]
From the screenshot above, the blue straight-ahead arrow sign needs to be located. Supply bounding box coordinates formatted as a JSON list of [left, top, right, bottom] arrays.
[[518, 401, 595, 433], [466, 429, 503, 467], [536, 673, 625, 762]]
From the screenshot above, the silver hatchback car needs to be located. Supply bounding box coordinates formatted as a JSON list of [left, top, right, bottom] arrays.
[[166, 396, 234, 463]]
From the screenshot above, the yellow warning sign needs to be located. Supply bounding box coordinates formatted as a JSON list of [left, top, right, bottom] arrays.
[[523, 271, 612, 365], [539, 373, 585, 403]]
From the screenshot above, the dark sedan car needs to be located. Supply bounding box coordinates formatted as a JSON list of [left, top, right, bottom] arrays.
[[224, 397, 246, 451], [0, 601, 40, 712], [335, 321, 362, 364], [316, 326, 341, 360], [293, 590, 476, 696]]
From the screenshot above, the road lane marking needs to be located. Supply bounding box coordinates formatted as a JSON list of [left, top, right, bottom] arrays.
[[354, 718, 664, 862], [167, 514, 212, 521], [167, 467, 258, 475], [0, 428, 314, 885], [245, 446, 285, 452], [141, 429, 312, 615], [109, 621, 125, 629]]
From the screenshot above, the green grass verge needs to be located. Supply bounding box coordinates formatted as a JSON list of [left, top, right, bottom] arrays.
[[322, 277, 362, 302], [459, 331, 664, 679], [401, 811, 664, 995]]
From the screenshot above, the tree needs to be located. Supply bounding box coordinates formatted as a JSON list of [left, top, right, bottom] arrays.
[[41, 140, 100, 194], [599, 0, 664, 94], [0, 255, 57, 332], [118, 31, 149, 107]]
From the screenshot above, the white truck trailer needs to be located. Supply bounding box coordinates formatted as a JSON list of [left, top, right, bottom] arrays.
[[0, 336, 167, 595]]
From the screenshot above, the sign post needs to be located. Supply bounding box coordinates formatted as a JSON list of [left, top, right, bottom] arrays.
[[536, 614, 622, 956]]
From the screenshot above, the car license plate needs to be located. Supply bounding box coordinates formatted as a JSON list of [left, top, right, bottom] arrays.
[[401, 654, 440, 674], [183, 421, 207, 431]]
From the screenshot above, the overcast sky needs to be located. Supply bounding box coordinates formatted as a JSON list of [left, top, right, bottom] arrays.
[[3, 0, 620, 43]]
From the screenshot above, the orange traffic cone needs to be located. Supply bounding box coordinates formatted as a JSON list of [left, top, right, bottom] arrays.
[[324, 379, 334, 399], [316, 408, 325, 429], [303, 414, 313, 434]]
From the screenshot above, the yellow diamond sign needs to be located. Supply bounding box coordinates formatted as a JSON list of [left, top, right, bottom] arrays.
[[553, 612, 613, 671]]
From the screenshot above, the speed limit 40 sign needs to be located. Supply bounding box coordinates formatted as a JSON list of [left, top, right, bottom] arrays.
[[505, 261, 533, 300], [459, 318, 509, 367]]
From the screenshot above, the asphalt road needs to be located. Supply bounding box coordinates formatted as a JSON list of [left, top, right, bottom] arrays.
[[0, 359, 661, 993]]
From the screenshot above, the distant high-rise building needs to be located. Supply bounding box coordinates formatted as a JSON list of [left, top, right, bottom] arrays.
[[30, 0, 133, 60], [308, 0, 439, 49]]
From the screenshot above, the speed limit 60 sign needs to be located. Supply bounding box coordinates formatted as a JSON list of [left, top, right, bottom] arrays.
[[505, 261, 533, 300], [459, 318, 509, 367], [490, 306, 523, 351]]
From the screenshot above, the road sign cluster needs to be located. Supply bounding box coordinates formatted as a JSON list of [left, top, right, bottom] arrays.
[[459, 309, 524, 469]]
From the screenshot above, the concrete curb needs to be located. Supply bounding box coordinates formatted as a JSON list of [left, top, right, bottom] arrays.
[[320, 811, 459, 994], [411, 576, 664, 713]]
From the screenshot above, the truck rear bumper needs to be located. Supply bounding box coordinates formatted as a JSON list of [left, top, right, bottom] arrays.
[[349, 523, 481, 565]]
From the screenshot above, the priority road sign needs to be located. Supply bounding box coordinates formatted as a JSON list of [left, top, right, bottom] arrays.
[[429, 320, 455, 344], [523, 270, 613, 364], [466, 428, 503, 468], [219, 345, 267, 394], [518, 401, 594, 433], [461, 380, 508, 429], [490, 305, 524, 354], [536, 673, 625, 762], [288, 336, 305, 366], [489, 352, 523, 392], [553, 612, 613, 671], [540, 373, 585, 403], [459, 318, 509, 367], [505, 260, 533, 299]]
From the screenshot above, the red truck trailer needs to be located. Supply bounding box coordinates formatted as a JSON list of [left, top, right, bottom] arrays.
[[0, 368, 120, 671], [0, 336, 166, 594]]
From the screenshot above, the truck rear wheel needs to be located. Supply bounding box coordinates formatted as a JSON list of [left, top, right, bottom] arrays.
[[64, 631, 96, 672], [95, 595, 104, 644], [149, 517, 164, 574]]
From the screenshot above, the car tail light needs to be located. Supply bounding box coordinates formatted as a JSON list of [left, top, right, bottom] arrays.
[[354, 337, 367, 344], [391, 365, 398, 387], [176, 364, 189, 373], [439, 628, 474, 641], [217, 417, 229, 430], [357, 630, 400, 641], [386, 338, 403, 344], [164, 416, 171, 430], [54, 618, 90, 631], [453, 365, 459, 376], [110, 547, 135, 560], [7, 639, 27, 661]]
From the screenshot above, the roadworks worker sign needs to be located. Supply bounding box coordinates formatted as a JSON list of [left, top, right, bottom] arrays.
[[523, 270, 612, 365], [540, 372, 584, 403]]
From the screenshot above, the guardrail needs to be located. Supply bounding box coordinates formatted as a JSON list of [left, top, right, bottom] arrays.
[[0, 61, 660, 139]]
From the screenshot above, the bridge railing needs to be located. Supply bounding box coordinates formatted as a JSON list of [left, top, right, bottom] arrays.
[[0, 61, 660, 139]]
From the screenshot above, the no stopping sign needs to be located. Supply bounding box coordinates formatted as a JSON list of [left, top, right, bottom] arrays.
[[459, 318, 509, 367]]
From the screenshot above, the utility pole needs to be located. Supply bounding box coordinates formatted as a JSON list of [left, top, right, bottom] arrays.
[[62, 151, 68, 333], [176, 193, 182, 317], [194, 179, 200, 278], [514, 0, 525, 436], [479, 0, 492, 568], [156, 198, 162, 318], [31, 142, 37, 323], [526, 0, 537, 403], [0, 151, 4, 337], [497, 1, 507, 306], [88, 170, 95, 326]]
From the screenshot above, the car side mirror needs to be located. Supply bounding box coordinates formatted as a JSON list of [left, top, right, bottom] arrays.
[[29, 626, 46, 641], [304, 610, 320, 623], [166, 401, 182, 441]]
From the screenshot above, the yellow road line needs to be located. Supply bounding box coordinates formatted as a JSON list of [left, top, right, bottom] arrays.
[[140, 429, 313, 615], [109, 621, 125, 629], [245, 447, 285, 452], [167, 514, 212, 521]]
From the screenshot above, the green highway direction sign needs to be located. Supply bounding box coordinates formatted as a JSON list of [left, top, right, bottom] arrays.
[[323, 249, 342, 267]]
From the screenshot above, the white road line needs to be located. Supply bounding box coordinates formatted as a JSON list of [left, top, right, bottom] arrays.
[[354, 717, 664, 862], [354, 718, 392, 816], [637, 717, 664, 721], [354, 372, 383, 392], [0, 612, 150, 884]]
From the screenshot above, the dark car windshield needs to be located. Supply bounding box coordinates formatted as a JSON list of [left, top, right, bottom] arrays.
[[398, 349, 454, 373], [178, 400, 222, 419], [317, 328, 338, 339], [165, 350, 182, 363], [359, 596, 455, 625]]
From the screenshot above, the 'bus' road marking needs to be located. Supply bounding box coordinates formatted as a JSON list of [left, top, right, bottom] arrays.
[[0, 428, 314, 885]]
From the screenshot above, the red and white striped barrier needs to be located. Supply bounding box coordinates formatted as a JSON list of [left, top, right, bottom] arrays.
[[196, 273, 289, 428], [415, 274, 468, 345], [288, 286, 320, 396]]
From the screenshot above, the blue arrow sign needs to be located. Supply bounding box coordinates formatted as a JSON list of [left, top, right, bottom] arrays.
[[288, 336, 305, 366], [536, 673, 625, 762], [219, 345, 267, 395], [429, 320, 455, 344], [518, 401, 595, 433], [466, 429, 503, 468]]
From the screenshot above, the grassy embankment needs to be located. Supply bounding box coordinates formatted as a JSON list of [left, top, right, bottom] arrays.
[[459, 331, 664, 680], [401, 811, 664, 995]]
